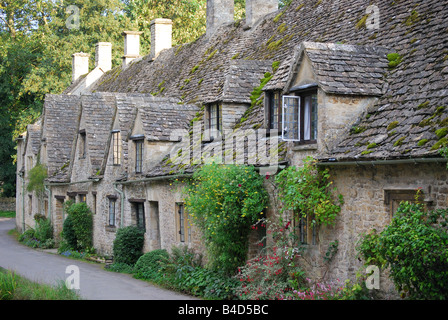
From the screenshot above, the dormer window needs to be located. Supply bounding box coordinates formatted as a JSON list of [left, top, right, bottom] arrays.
[[207, 104, 222, 139], [282, 86, 318, 143], [112, 130, 122, 165], [79, 129, 86, 158]]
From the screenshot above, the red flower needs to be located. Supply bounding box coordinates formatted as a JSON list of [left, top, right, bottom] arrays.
[[238, 184, 242, 187]]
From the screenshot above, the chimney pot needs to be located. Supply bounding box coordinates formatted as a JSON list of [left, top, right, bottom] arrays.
[[95, 42, 112, 72], [122, 31, 143, 67], [71, 52, 90, 83], [246, 0, 278, 28], [150, 19, 173, 59], [206, 0, 234, 37]]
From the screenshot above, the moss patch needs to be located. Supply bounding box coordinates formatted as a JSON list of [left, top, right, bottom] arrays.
[[356, 15, 368, 30], [393, 137, 405, 147], [417, 101, 430, 109], [367, 143, 377, 149], [435, 127, 448, 139], [403, 10, 420, 26], [387, 53, 403, 68], [417, 139, 429, 146], [350, 126, 367, 135], [387, 121, 399, 131]]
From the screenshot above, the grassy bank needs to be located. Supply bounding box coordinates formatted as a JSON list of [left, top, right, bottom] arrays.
[[0, 268, 81, 300]]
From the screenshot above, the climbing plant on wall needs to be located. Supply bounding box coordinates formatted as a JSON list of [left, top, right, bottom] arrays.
[[184, 163, 269, 275], [275, 156, 344, 227]]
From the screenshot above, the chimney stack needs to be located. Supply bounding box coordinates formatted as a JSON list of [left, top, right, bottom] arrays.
[[122, 31, 143, 67], [150, 19, 173, 59], [246, 0, 278, 28], [95, 42, 112, 72], [71, 52, 90, 83], [206, 0, 234, 37]]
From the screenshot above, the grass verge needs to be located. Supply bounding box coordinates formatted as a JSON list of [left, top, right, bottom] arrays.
[[0, 267, 82, 300]]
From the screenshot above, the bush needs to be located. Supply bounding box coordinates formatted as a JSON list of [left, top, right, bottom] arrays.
[[134, 249, 170, 281], [112, 226, 145, 265], [34, 216, 53, 244], [61, 214, 77, 251], [64, 202, 93, 251], [357, 201, 448, 299]]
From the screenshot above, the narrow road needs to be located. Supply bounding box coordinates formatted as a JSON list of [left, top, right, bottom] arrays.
[[0, 218, 196, 300]]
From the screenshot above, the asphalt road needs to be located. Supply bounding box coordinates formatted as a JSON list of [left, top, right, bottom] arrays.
[[0, 218, 197, 300]]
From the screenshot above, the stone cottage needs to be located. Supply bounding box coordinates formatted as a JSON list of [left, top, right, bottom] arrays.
[[16, 0, 448, 296]]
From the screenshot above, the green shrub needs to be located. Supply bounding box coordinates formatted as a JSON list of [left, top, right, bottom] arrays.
[[34, 216, 53, 244], [185, 163, 269, 275], [64, 202, 93, 251], [107, 262, 135, 274], [357, 200, 448, 299], [134, 249, 170, 281], [112, 226, 145, 266], [61, 214, 77, 250], [18, 228, 35, 242]]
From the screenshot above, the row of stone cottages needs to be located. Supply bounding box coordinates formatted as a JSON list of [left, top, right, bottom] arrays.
[[16, 0, 448, 296]]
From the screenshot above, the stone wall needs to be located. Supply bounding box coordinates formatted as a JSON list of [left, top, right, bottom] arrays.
[[300, 161, 448, 298], [0, 197, 16, 212]]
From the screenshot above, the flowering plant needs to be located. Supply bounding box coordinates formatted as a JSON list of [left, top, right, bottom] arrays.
[[234, 219, 307, 300]]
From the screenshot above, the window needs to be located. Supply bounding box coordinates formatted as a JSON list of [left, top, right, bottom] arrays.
[[294, 212, 317, 245], [92, 193, 97, 214], [176, 203, 190, 243], [134, 202, 145, 231], [282, 89, 318, 143], [108, 198, 116, 226], [207, 104, 222, 138], [78, 193, 87, 203], [268, 91, 281, 130], [135, 139, 143, 173], [79, 129, 86, 158], [112, 130, 122, 165]]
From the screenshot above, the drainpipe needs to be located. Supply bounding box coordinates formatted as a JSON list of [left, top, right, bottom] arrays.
[[113, 182, 124, 228], [44, 185, 52, 222], [18, 172, 25, 232]]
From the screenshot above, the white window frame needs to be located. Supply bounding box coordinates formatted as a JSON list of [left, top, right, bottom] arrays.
[[282, 95, 301, 142]]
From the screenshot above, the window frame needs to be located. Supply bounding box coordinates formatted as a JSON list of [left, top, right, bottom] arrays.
[[267, 91, 282, 130], [112, 130, 122, 166], [108, 197, 116, 227], [134, 202, 145, 231], [176, 202, 190, 243], [134, 139, 144, 173], [79, 129, 86, 159], [281, 87, 318, 144], [207, 103, 222, 139]]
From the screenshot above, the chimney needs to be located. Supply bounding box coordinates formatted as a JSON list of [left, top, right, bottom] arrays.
[[206, 0, 234, 37], [246, 0, 278, 28], [150, 19, 173, 59], [71, 52, 90, 83], [95, 42, 112, 72], [122, 31, 143, 67]]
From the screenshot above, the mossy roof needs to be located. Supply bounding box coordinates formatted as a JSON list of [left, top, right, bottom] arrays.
[[83, 0, 448, 163]]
